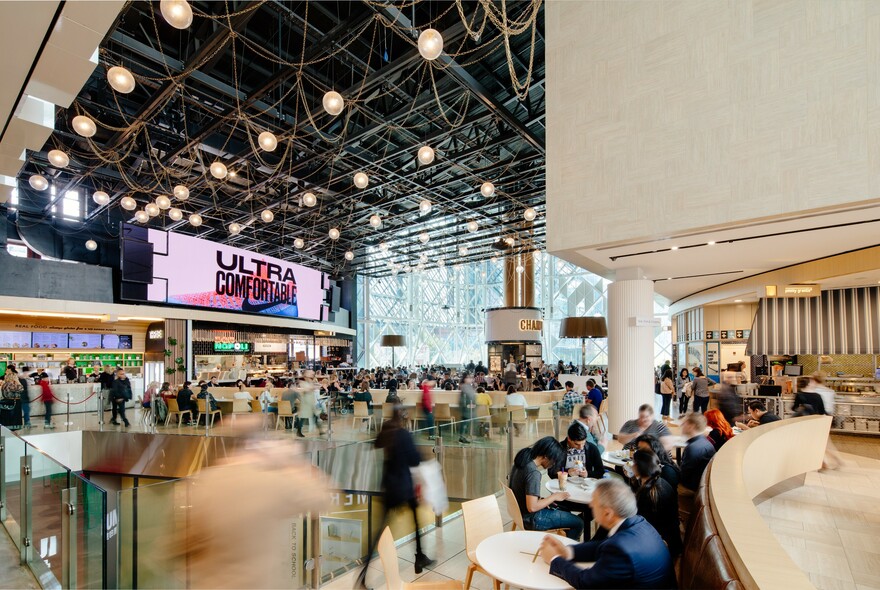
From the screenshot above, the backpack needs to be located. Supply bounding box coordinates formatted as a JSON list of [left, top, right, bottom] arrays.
[[154, 396, 168, 423]]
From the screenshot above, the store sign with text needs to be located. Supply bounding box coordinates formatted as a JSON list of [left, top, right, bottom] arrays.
[[213, 341, 251, 352], [519, 319, 543, 331], [120, 224, 330, 321]]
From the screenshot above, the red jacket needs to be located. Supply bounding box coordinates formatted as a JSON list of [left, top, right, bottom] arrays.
[[420, 382, 433, 413], [39, 380, 53, 403]]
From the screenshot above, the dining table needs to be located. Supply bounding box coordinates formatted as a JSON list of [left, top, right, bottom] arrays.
[[475, 530, 579, 590], [545, 477, 599, 505]]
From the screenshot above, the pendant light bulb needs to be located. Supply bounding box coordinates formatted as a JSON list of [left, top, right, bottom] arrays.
[[524, 207, 537, 221], [516, 264, 525, 274], [72, 115, 96, 138], [294, 238, 305, 249], [328, 227, 340, 240], [85, 239, 98, 251], [188, 213, 203, 227], [417, 145, 435, 165], [168, 207, 183, 221], [437, 258, 445, 267], [155, 195, 171, 210], [458, 245, 469, 256], [418, 232, 430, 244], [145, 203, 160, 217], [258, 131, 278, 152], [260, 209, 274, 223], [466, 220, 479, 233], [322, 90, 344, 116], [134, 210, 150, 223], [353, 172, 369, 189], [47, 149, 69, 168], [369, 214, 382, 228], [344, 251, 355, 261], [418, 28, 444, 60], [173, 185, 189, 200], [92, 191, 110, 206], [419, 199, 432, 215], [107, 66, 136, 94], [228, 222, 242, 235], [210, 161, 228, 179], [120, 196, 137, 211], [302, 192, 317, 207], [160, 0, 193, 29], [480, 181, 495, 198]]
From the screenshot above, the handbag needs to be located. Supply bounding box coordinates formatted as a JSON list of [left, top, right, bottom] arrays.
[[411, 460, 448, 516], [683, 382, 693, 398]]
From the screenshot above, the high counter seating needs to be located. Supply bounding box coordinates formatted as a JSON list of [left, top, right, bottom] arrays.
[[681, 415, 832, 590]]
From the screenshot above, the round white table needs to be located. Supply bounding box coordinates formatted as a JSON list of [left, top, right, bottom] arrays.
[[601, 450, 629, 467], [545, 478, 598, 504], [476, 531, 576, 590]]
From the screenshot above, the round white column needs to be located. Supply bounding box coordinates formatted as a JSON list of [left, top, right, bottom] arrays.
[[607, 278, 655, 433]]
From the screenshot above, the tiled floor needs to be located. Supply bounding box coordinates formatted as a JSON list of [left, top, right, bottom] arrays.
[[0, 526, 39, 589], [757, 453, 880, 590]]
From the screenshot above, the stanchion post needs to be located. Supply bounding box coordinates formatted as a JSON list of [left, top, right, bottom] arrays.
[[20, 455, 32, 565], [61, 487, 77, 589], [507, 410, 514, 468], [65, 393, 71, 430], [97, 389, 104, 428], [553, 401, 560, 440], [0, 435, 6, 522]]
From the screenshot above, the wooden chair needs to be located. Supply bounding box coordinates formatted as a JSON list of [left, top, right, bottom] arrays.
[[382, 403, 395, 420], [501, 483, 567, 537], [351, 401, 375, 432], [196, 399, 222, 427], [165, 398, 191, 427], [530, 404, 554, 436], [462, 496, 503, 590], [249, 399, 261, 413], [571, 402, 585, 421], [275, 400, 296, 430], [597, 398, 609, 436], [376, 526, 463, 590], [508, 406, 527, 435], [475, 404, 492, 437], [434, 403, 455, 434]]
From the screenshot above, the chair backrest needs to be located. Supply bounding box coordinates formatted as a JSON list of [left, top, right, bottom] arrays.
[[383, 403, 395, 418], [462, 495, 504, 557], [278, 400, 292, 415], [571, 403, 585, 419], [354, 401, 369, 418], [167, 398, 180, 412], [598, 398, 608, 415], [502, 483, 525, 530], [537, 404, 553, 418], [376, 527, 403, 590], [435, 403, 451, 419], [476, 404, 490, 417], [509, 406, 526, 421], [249, 400, 261, 413], [196, 399, 206, 412]]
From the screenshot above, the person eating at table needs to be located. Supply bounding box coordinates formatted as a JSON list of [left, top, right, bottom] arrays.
[[617, 404, 674, 452], [551, 422, 605, 481], [630, 450, 682, 558], [678, 412, 716, 523], [539, 478, 676, 589], [735, 400, 782, 430], [509, 436, 584, 540], [575, 404, 605, 454], [635, 434, 680, 488], [704, 408, 734, 450]]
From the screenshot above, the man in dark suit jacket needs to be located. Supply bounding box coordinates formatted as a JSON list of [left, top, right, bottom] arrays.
[[539, 479, 676, 589]]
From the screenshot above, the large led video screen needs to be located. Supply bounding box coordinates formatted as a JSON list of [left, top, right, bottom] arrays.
[[120, 224, 329, 321]]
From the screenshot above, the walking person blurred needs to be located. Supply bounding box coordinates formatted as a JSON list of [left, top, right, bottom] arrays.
[[420, 379, 435, 438], [110, 368, 133, 427], [38, 376, 55, 429], [459, 373, 476, 444], [355, 406, 434, 589], [658, 369, 674, 421]]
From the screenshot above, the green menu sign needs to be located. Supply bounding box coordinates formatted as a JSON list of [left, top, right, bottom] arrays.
[[213, 341, 251, 352]]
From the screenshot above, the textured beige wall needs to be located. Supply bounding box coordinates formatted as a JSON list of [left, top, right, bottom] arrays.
[[546, 0, 880, 255]]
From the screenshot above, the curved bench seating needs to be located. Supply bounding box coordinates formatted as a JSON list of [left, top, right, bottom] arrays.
[[681, 415, 832, 589]]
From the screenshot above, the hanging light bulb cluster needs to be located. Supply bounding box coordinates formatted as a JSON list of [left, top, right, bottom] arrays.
[[437, 258, 446, 267], [459, 245, 469, 256], [417, 146, 435, 165], [156, 195, 171, 210], [145, 203, 160, 217], [72, 115, 96, 137], [159, 0, 193, 29], [378, 241, 389, 252], [168, 208, 183, 221], [418, 29, 444, 60]]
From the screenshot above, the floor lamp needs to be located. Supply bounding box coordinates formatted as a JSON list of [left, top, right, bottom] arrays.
[[381, 335, 405, 368], [559, 317, 608, 372]]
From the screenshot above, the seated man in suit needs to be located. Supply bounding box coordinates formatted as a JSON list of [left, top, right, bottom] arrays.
[[539, 478, 676, 589]]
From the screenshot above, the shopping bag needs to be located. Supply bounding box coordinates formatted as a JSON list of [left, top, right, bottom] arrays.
[[412, 460, 448, 516]]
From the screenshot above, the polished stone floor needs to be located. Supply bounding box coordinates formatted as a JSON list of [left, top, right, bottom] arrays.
[[757, 452, 880, 590], [0, 526, 39, 589]]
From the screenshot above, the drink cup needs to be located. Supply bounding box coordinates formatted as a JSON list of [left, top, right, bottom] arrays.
[[558, 472, 568, 491]]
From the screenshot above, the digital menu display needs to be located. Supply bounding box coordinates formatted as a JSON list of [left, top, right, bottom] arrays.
[[120, 224, 330, 321], [102, 334, 133, 349], [68, 333, 103, 349], [32, 332, 69, 349], [0, 331, 32, 348]]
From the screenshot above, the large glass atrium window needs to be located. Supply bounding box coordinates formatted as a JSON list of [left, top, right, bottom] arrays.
[[357, 255, 671, 368]]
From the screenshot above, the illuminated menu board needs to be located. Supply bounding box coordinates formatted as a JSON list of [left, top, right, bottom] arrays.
[[0, 331, 31, 348], [68, 333, 103, 349], [31, 332, 69, 349], [101, 334, 133, 349]]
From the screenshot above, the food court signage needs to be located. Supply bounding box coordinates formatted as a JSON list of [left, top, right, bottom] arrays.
[[213, 341, 251, 352], [519, 319, 543, 332], [485, 308, 544, 342]]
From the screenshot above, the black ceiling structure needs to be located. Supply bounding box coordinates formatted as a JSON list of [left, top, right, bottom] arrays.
[[13, 0, 546, 278]]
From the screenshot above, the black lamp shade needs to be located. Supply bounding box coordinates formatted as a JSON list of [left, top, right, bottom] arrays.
[[381, 335, 405, 347]]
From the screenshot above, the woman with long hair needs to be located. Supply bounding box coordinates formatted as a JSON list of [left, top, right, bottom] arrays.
[[630, 449, 682, 557], [691, 367, 711, 414], [356, 405, 433, 588], [659, 369, 674, 421], [676, 368, 692, 414], [635, 434, 681, 488], [704, 409, 734, 450]]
